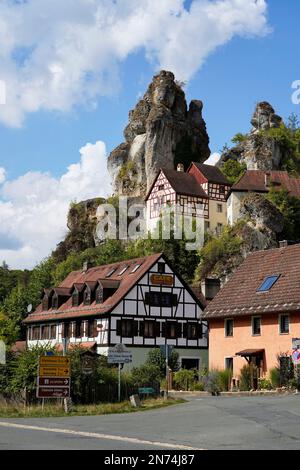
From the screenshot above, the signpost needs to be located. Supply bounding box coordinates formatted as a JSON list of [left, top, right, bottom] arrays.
[[160, 345, 174, 399], [37, 356, 71, 401], [108, 344, 132, 402]]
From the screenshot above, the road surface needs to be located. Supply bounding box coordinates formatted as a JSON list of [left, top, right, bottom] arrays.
[[1, 395, 300, 450]]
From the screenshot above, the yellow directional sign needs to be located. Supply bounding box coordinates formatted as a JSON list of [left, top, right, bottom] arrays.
[[39, 356, 70, 366], [39, 366, 70, 377]]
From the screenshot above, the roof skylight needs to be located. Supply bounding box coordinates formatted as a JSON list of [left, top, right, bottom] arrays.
[[131, 264, 141, 273], [118, 266, 128, 276], [106, 268, 117, 278], [257, 275, 280, 293]]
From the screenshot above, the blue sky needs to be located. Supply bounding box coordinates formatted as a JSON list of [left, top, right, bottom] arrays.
[[0, 0, 299, 268]]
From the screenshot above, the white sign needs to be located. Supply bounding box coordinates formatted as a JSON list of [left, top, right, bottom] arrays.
[[292, 338, 300, 351], [107, 344, 133, 364]]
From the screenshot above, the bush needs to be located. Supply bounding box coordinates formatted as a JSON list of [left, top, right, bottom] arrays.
[[146, 348, 179, 377], [240, 365, 251, 391], [269, 368, 280, 389], [203, 371, 222, 396], [173, 369, 198, 391], [258, 378, 272, 391], [131, 364, 161, 390], [218, 369, 232, 392]]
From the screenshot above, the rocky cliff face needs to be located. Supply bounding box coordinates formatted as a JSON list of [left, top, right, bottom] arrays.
[[107, 70, 210, 197], [219, 102, 286, 171]]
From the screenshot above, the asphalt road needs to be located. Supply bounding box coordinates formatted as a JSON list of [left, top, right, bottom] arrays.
[[1, 395, 300, 450]]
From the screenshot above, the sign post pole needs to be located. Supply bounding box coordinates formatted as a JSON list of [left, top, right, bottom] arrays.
[[165, 345, 169, 400], [118, 363, 121, 403]]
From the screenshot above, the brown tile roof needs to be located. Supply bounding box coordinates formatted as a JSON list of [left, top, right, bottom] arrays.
[[24, 253, 163, 324], [145, 168, 208, 200], [190, 162, 231, 185], [231, 170, 300, 198], [56, 342, 97, 352], [162, 168, 209, 198], [203, 244, 300, 319]]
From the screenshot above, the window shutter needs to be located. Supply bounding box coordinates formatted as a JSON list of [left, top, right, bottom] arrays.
[[133, 321, 138, 337], [139, 321, 144, 337], [93, 320, 98, 337], [176, 323, 182, 338], [61, 323, 65, 338], [162, 322, 166, 338], [183, 324, 188, 339], [198, 323, 203, 339], [116, 320, 121, 336], [155, 322, 161, 337], [145, 292, 150, 305], [80, 321, 85, 337], [172, 294, 178, 306]]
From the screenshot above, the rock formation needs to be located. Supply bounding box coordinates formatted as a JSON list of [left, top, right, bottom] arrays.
[[107, 70, 210, 197], [219, 101, 286, 171]]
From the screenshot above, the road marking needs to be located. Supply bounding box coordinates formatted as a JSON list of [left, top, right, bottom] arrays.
[[0, 421, 203, 450]]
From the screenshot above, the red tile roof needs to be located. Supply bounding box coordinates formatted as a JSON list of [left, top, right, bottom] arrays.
[[231, 170, 300, 198], [24, 253, 163, 324], [56, 342, 97, 352], [189, 162, 231, 185], [203, 244, 300, 319], [145, 168, 208, 200]]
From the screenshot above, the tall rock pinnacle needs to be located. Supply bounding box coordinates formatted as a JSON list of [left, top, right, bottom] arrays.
[[107, 70, 210, 197]]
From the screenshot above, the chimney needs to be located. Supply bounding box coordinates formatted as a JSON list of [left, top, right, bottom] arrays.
[[177, 163, 184, 173], [82, 260, 93, 272], [201, 278, 221, 301], [265, 172, 271, 188]]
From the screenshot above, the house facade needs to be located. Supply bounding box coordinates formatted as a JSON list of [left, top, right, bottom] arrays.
[[24, 253, 208, 371], [203, 243, 300, 383], [227, 170, 300, 226], [145, 163, 231, 236]]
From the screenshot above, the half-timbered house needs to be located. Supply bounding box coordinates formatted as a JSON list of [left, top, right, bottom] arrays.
[[24, 253, 208, 370], [145, 163, 231, 236], [187, 162, 231, 234]]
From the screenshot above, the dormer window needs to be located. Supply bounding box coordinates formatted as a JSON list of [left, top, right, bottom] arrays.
[[42, 296, 50, 311], [72, 291, 79, 307], [83, 289, 92, 306], [96, 284, 103, 304], [52, 295, 59, 310]]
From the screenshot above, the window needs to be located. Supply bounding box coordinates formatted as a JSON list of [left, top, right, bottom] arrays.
[[252, 317, 261, 336], [96, 285, 103, 304], [204, 221, 210, 231], [116, 320, 138, 337], [41, 325, 50, 340], [157, 262, 165, 274], [219, 186, 225, 195], [145, 292, 178, 308], [106, 268, 116, 278], [257, 275, 280, 292], [87, 319, 98, 338], [183, 323, 202, 340], [131, 264, 141, 273], [63, 322, 72, 339], [118, 266, 128, 276], [225, 319, 233, 337], [52, 295, 58, 310], [225, 358, 233, 371], [75, 321, 82, 338], [217, 204, 223, 213], [50, 325, 57, 340], [142, 321, 157, 338], [216, 223, 223, 235], [165, 322, 181, 339], [42, 296, 50, 311], [72, 291, 79, 307], [83, 289, 91, 306], [32, 326, 41, 340], [280, 315, 290, 334], [158, 185, 164, 191]]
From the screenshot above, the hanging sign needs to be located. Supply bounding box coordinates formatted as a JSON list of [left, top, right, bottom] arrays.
[[150, 274, 174, 286]]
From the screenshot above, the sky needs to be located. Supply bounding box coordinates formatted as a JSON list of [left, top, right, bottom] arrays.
[[0, 0, 299, 269]]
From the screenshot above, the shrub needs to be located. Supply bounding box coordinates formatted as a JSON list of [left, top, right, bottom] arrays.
[[258, 378, 272, 391], [146, 348, 179, 377], [240, 365, 251, 391], [269, 368, 280, 389], [218, 369, 232, 392], [173, 369, 197, 391], [131, 364, 161, 389], [203, 371, 221, 396]]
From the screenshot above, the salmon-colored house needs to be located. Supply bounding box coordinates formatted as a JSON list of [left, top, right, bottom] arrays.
[[203, 243, 300, 383]]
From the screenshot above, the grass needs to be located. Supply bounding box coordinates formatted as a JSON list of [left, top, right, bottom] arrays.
[[0, 397, 185, 419]]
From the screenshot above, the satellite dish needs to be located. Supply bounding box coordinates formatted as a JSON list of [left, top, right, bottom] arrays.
[[27, 304, 33, 313]]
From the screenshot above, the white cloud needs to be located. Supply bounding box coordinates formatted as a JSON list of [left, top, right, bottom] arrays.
[[204, 152, 221, 166], [0, 0, 270, 127], [0, 168, 6, 184], [0, 141, 111, 269]]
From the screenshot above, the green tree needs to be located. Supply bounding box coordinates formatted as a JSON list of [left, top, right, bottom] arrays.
[[146, 348, 179, 376], [267, 187, 300, 242], [220, 159, 247, 184]]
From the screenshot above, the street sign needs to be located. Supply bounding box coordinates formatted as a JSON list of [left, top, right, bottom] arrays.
[[39, 366, 70, 377], [107, 344, 133, 364], [150, 274, 174, 286], [82, 355, 94, 375], [292, 350, 300, 365], [39, 356, 70, 366], [292, 338, 300, 351], [38, 377, 70, 387], [37, 387, 70, 398]]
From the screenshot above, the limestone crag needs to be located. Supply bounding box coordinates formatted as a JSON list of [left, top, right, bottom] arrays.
[[107, 70, 210, 197], [219, 102, 285, 171]]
